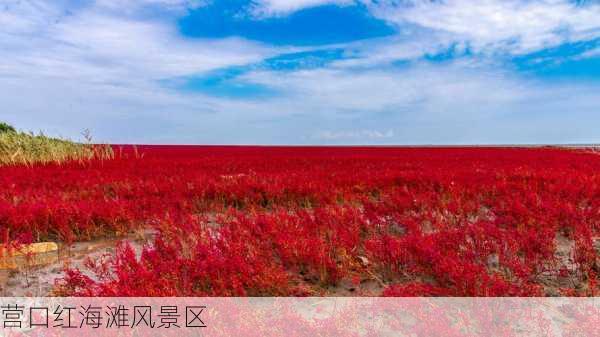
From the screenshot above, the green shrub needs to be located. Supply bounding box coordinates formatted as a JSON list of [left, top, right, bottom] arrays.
[[0, 122, 16, 133]]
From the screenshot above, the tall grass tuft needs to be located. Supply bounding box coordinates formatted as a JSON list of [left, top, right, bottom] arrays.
[[0, 127, 114, 166]]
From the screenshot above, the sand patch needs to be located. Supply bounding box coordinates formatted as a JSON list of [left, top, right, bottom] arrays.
[[0, 230, 154, 296]]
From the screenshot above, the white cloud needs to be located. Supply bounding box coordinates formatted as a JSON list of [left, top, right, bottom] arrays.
[[328, 30, 459, 69], [241, 61, 527, 113], [2, 0, 600, 144], [249, 0, 600, 56], [315, 129, 394, 140], [0, 0, 63, 34], [364, 0, 600, 54], [578, 46, 600, 59], [4, 51, 600, 144], [0, 0, 275, 143], [0, 1, 273, 84], [191, 58, 597, 143], [93, 0, 206, 15], [251, 0, 353, 16]]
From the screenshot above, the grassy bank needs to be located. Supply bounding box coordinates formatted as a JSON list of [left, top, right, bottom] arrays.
[[0, 125, 113, 166]]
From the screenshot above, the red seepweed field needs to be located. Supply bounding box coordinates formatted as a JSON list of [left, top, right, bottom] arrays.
[[2, 146, 600, 296]]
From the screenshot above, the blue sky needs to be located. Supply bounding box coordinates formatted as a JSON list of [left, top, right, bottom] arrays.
[[1, 0, 600, 144]]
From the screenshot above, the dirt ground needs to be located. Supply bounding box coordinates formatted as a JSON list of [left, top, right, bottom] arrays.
[[0, 230, 154, 296]]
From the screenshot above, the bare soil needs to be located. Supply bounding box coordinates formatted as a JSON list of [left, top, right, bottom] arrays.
[[0, 230, 154, 296]]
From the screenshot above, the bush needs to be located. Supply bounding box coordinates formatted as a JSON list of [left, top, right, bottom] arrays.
[[0, 122, 16, 133]]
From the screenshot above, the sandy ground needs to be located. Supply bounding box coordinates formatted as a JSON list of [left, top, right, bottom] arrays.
[[0, 230, 155, 296]]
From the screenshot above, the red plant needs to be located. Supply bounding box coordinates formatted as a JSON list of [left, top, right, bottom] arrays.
[[1, 146, 599, 296]]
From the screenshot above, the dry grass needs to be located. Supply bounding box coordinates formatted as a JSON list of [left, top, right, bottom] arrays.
[[0, 130, 113, 166]]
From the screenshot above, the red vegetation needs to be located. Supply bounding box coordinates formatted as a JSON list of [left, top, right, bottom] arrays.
[[2, 146, 600, 296]]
